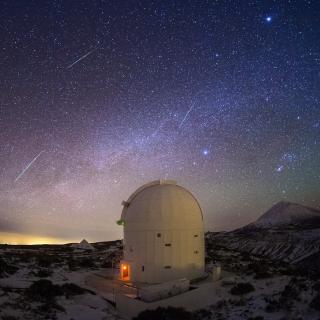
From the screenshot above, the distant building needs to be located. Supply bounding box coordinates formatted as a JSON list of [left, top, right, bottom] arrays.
[[71, 239, 95, 251], [117, 180, 205, 284]]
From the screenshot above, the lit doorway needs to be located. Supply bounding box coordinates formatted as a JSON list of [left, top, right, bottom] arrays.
[[121, 263, 130, 280]]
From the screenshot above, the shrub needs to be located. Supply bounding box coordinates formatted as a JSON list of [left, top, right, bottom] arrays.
[[247, 262, 271, 279], [61, 283, 93, 297], [193, 309, 212, 320], [67, 258, 78, 271], [255, 271, 272, 279], [280, 283, 299, 303], [78, 258, 96, 268], [1, 316, 19, 320], [0, 257, 18, 277], [18, 252, 33, 263], [101, 260, 113, 268], [265, 299, 281, 313], [312, 281, 320, 293], [278, 266, 294, 276], [241, 252, 251, 261], [37, 301, 65, 313], [36, 254, 57, 268], [230, 282, 255, 295], [35, 268, 53, 278], [133, 307, 194, 320], [310, 293, 320, 311], [26, 279, 63, 302], [229, 298, 246, 306], [26, 280, 92, 302]]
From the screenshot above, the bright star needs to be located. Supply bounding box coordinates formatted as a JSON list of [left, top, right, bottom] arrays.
[[275, 165, 284, 172], [266, 16, 272, 22], [203, 149, 209, 156]]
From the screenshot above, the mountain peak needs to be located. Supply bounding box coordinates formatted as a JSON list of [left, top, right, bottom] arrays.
[[251, 201, 320, 228]]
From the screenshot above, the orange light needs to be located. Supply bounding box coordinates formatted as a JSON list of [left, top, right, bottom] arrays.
[[123, 265, 127, 270]]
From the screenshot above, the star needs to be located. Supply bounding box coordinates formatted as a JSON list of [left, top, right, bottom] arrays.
[[275, 165, 284, 173], [202, 149, 209, 156], [266, 16, 272, 22]]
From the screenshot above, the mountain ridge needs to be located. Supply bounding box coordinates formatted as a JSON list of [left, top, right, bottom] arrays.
[[208, 201, 320, 276], [241, 201, 320, 230]]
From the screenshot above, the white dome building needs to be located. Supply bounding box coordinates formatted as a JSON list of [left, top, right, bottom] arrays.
[[118, 180, 205, 284]]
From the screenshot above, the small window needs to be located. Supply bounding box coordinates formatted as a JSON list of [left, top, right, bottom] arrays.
[[157, 233, 161, 238], [142, 266, 145, 272], [194, 250, 198, 254], [164, 265, 172, 269], [194, 234, 198, 238], [165, 243, 171, 247]]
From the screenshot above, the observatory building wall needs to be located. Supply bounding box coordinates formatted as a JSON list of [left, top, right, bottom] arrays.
[[119, 180, 205, 284]]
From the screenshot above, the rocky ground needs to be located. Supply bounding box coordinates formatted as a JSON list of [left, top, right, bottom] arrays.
[[0, 241, 122, 320], [204, 233, 320, 320], [0, 235, 319, 320]]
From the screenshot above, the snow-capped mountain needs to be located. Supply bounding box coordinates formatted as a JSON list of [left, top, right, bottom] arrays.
[[208, 201, 320, 275], [247, 201, 320, 229]]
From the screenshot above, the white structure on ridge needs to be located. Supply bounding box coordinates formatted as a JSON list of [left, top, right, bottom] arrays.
[[71, 239, 95, 251], [118, 180, 205, 284]]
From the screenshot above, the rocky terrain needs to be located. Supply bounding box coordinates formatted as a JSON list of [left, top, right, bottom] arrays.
[[0, 240, 123, 320], [0, 201, 320, 319], [208, 201, 320, 277]]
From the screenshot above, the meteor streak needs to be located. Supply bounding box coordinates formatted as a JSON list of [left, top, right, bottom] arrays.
[[179, 102, 195, 128], [66, 49, 96, 69], [14, 150, 45, 182]]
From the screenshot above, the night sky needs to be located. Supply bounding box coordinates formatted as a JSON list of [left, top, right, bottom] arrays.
[[0, 1, 319, 244]]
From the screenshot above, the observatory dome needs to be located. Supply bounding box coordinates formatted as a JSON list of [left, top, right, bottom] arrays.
[[118, 180, 205, 284]]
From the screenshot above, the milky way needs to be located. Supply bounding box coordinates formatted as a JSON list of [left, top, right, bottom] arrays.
[[0, 1, 319, 242]]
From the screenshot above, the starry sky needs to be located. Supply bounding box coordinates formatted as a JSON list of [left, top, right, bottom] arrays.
[[0, 1, 319, 244]]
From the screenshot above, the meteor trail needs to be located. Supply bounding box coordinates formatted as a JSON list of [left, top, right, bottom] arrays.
[[179, 102, 195, 128], [66, 49, 96, 69], [14, 151, 45, 182]]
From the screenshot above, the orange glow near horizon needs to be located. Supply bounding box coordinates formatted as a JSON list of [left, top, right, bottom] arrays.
[[0, 231, 75, 245]]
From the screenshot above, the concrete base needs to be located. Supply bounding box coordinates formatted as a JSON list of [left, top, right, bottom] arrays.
[[85, 268, 232, 320], [115, 281, 217, 320]]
